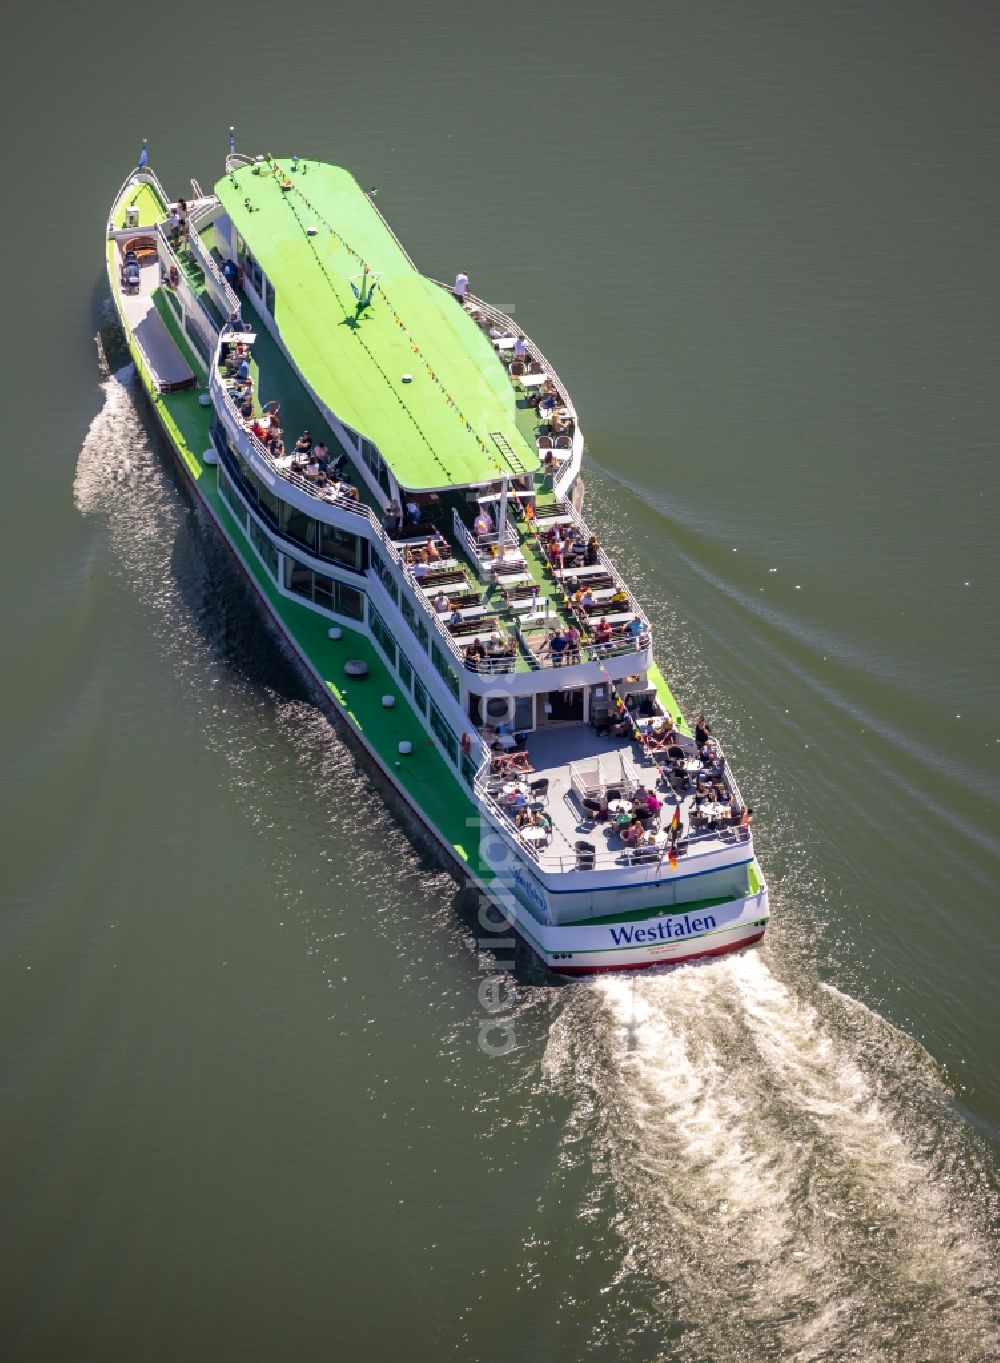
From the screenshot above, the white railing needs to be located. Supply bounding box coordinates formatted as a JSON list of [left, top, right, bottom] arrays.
[[211, 340, 470, 672], [185, 203, 241, 316], [472, 770, 750, 875], [107, 165, 172, 233], [429, 282, 583, 499], [430, 282, 578, 426], [450, 505, 521, 577]]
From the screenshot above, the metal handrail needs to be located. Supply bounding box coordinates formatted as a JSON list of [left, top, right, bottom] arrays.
[[429, 281, 578, 424], [472, 772, 749, 874], [184, 206, 241, 315], [106, 165, 172, 234], [211, 340, 470, 670]]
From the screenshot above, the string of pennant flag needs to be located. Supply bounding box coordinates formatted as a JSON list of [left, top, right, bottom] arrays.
[[265, 157, 516, 473], [275, 171, 453, 480]]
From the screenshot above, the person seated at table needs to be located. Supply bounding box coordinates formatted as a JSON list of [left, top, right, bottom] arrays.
[[628, 614, 647, 640], [514, 807, 533, 829], [267, 434, 284, 458], [594, 617, 613, 647], [449, 608, 464, 626], [413, 556, 432, 580], [432, 590, 450, 614], [586, 535, 601, 566], [542, 450, 558, 475], [312, 440, 329, 470], [473, 510, 492, 539], [506, 788, 527, 813], [294, 430, 312, 456], [637, 790, 662, 818], [622, 817, 646, 847], [425, 537, 441, 562], [249, 418, 268, 442]]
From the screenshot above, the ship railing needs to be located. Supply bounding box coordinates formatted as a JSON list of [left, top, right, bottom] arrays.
[[429, 281, 578, 426], [473, 779, 750, 873], [450, 505, 521, 576], [429, 279, 585, 499], [210, 343, 470, 671], [107, 165, 173, 234], [365, 189, 420, 272], [185, 203, 242, 316], [225, 153, 257, 173]]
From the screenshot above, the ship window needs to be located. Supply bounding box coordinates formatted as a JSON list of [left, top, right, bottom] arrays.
[[413, 676, 427, 715], [264, 277, 276, 316], [256, 481, 279, 529], [429, 702, 459, 765], [218, 468, 245, 526], [249, 519, 279, 580], [313, 573, 334, 611], [284, 559, 312, 600], [431, 643, 460, 700], [397, 652, 412, 691], [319, 523, 358, 569], [369, 605, 396, 666], [281, 502, 317, 552], [335, 582, 364, 621]]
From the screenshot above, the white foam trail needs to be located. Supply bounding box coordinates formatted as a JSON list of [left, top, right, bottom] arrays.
[[582, 954, 999, 1362]]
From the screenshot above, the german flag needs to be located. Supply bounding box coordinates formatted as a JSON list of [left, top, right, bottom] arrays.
[[667, 844, 678, 870], [670, 804, 681, 833]]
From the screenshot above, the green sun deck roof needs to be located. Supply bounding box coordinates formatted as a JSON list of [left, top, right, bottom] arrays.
[[216, 160, 541, 492]]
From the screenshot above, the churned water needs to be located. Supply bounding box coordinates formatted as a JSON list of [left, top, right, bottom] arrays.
[[3, 2, 998, 1358]]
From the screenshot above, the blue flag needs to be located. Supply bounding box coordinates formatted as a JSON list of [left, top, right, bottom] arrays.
[[229, 126, 236, 154], [138, 139, 148, 169]]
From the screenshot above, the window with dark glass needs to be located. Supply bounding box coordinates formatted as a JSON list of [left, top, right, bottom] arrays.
[[429, 702, 459, 765], [256, 481, 279, 529], [319, 522, 358, 569], [264, 278, 276, 316], [413, 676, 427, 715], [249, 520, 279, 579], [335, 582, 364, 621], [281, 502, 317, 552], [284, 559, 312, 599], [313, 573, 334, 611], [397, 653, 412, 691]]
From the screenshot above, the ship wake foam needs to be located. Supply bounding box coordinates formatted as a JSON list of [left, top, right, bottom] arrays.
[[554, 952, 998, 1361]]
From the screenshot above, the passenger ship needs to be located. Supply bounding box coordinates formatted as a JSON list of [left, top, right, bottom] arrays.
[[104, 140, 769, 974]]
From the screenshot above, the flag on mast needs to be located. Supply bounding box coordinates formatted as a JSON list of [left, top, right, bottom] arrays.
[[670, 803, 681, 832], [138, 138, 148, 169], [229, 126, 237, 155]]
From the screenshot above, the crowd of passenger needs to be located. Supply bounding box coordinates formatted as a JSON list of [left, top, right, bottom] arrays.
[[220, 338, 361, 500]]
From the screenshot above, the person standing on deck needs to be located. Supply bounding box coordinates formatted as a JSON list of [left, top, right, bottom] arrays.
[[453, 270, 469, 304]]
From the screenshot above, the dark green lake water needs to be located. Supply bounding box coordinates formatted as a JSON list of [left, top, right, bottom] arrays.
[[2, 2, 997, 1359]]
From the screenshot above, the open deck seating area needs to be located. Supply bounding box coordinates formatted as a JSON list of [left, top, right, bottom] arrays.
[[476, 711, 751, 867], [215, 295, 378, 515]]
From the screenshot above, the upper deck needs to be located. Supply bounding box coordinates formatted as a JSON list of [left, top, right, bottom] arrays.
[[216, 159, 541, 491]]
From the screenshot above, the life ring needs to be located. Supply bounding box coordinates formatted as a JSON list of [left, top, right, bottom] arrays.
[[168, 265, 180, 288]]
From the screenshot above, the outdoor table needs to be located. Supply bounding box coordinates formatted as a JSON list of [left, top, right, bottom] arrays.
[[517, 371, 549, 389], [682, 758, 703, 774], [701, 802, 729, 823], [521, 826, 549, 845], [503, 781, 529, 797], [607, 798, 633, 815]]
